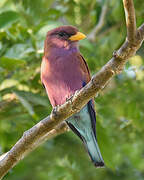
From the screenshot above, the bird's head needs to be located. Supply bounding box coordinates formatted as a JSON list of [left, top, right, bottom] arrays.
[[44, 25, 86, 56]]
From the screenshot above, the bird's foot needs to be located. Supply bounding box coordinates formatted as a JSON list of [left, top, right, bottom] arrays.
[[52, 105, 60, 115], [66, 95, 73, 103], [113, 50, 123, 60]]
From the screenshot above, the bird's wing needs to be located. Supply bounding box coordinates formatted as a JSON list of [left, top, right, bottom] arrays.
[[41, 56, 46, 86], [87, 100, 96, 138], [79, 54, 91, 83], [79, 54, 96, 137]]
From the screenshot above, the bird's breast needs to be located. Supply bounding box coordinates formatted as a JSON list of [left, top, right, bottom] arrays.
[[41, 53, 85, 106]]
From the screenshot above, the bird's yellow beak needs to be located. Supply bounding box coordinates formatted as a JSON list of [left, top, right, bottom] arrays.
[[69, 32, 86, 41]]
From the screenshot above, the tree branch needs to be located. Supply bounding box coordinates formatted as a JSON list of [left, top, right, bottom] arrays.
[[87, 2, 108, 41], [123, 0, 137, 43], [33, 122, 69, 149], [0, 0, 144, 179], [0, 123, 68, 162], [0, 122, 69, 179]]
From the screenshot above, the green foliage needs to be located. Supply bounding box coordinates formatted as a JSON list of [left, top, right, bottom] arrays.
[[0, 0, 144, 179], [0, 57, 26, 70], [0, 11, 20, 28]]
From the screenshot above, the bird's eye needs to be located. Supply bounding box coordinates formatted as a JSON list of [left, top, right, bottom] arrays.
[[58, 32, 67, 37]]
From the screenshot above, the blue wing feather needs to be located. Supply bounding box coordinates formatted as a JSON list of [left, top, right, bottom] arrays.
[[87, 100, 96, 138], [83, 81, 96, 138]]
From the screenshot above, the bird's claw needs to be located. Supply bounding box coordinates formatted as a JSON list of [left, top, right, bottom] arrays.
[[113, 50, 122, 60], [113, 50, 119, 58], [52, 105, 60, 115], [66, 95, 73, 103]]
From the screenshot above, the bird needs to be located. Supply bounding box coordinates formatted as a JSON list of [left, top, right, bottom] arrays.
[[41, 25, 104, 167]]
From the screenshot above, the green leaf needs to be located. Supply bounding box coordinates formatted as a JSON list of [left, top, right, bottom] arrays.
[[13, 90, 49, 107], [36, 22, 62, 39], [0, 57, 26, 70], [79, 39, 94, 51], [0, 11, 20, 29], [13, 90, 38, 120], [5, 43, 35, 59]]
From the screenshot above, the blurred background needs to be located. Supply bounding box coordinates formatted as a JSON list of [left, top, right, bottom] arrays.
[[0, 0, 144, 179]]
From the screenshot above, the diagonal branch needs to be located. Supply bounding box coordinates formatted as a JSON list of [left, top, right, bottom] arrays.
[[0, 122, 69, 161], [0, 122, 69, 162], [137, 23, 144, 38], [0, 0, 144, 179], [0, 122, 69, 178]]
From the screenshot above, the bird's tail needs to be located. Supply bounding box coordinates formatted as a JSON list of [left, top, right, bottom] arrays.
[[83, 131, 104, 167]]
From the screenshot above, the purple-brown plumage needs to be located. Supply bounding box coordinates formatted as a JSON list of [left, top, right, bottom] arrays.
[[41, 25, 104, 167], [41, 25, 90, 106]]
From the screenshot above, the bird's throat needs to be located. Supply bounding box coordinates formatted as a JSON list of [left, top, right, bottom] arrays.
[[48, 46, 79, 58]]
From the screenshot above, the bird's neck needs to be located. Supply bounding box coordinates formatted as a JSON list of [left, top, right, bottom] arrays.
[[45, 42, 79, 58], [56, 46, 78, 54]]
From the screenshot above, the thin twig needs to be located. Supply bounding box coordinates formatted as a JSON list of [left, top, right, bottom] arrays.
[[0, 0, 144, 179], [87, 2, 108, 41]]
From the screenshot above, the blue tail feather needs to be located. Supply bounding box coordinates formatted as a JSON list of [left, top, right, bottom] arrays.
[[66, 103, 104, 167], [84, 131, 104, 167]]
